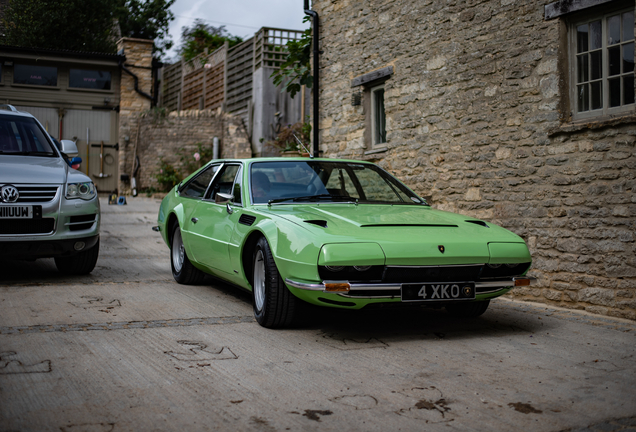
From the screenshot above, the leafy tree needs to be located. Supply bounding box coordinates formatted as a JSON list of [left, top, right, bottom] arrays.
[[1, 0, 118, 52], [271, 16, 312, 99], [116, 0, 176, 57], [178, 19, 242, 62], [1, 0, 175, 56]]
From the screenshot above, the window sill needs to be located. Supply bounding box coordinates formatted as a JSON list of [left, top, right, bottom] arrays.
[[11, 83, 61, 90], [364, 146, 388, 155], [548, 113, 636, 136], [67, 87, 114, 94]]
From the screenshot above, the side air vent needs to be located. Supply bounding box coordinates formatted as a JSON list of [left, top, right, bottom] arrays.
[[466, 220, 489, 228], [304, 220, 328, 228], [239, 214, 256, 226]]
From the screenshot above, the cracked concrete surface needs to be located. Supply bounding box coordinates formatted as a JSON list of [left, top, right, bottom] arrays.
[[1, 197, 635, 431]]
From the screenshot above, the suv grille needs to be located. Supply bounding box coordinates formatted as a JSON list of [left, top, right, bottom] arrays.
[[11, 185, 59, 203], [0, 218, 55, 234]]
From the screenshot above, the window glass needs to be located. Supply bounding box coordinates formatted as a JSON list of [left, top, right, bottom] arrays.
[[572, 9, 635, 117], [0, 114, 56, 156], [180, 164, 219, 198], [69, 69, 112, 90], [232, 166, 243, 205], [372, 86, 386, 146], [250, 161, 423, 205], [13, 64, 58, 86], [207, 165, 240, 201]]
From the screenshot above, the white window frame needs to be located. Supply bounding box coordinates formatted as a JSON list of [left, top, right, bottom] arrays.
[[370, 84, 386, 148], [569, 7, 635, 121]]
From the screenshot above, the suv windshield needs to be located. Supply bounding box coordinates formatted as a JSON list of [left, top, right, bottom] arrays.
[[0, 113, 57, 156], [251, 161, 427, 205]]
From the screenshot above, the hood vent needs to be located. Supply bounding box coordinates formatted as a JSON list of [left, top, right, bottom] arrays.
[[239, 214, 256, 226], [466, 220, 489, 228], [360, 224, 457, 228], [304, 219, 328, 228]]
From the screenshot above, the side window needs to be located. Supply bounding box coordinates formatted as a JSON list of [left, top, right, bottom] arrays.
[[371, 84, 386, 147], [324, 167, 359, 198], [232, 166, 243, 206], [206, 164, 240, 202], [570, 8, 635, 120], [180, 164, 219, 198]]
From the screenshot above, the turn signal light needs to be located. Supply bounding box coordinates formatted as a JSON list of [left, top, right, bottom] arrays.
[[324, 282, 351, 292], [514, 278, 531, 286]]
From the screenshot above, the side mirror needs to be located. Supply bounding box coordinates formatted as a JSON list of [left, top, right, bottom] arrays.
[[60, 140, 79, 157], [70, 157, 82, 170], [215, 192, 233, 204]]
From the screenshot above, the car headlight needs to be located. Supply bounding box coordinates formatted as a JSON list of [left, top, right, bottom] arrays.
[[66, 182, 96, 200]]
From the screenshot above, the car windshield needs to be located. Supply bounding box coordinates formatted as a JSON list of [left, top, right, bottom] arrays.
[[250, 161, 427, 205], [0, 113, 57, 156]]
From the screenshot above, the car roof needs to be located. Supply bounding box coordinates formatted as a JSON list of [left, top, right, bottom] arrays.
[[216, 157, 375, 164], [0, 105, 36, 119]]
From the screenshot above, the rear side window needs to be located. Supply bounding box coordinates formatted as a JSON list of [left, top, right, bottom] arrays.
[[180, 164, 219, 198]]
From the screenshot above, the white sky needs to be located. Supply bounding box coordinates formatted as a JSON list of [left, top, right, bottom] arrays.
[[165, 0, 310, 61]]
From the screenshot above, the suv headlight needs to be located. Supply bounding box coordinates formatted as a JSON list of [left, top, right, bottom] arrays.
[[66, 182, 96, 200]]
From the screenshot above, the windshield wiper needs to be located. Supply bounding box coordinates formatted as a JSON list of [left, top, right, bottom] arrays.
[[268, 194, 355, 205]]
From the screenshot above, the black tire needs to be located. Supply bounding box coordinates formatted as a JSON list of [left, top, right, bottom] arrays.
[[446, 300, 490, 318], [54, 238, 100, 275], [170, 221, 205, 285], [252, 236, 298, 328]]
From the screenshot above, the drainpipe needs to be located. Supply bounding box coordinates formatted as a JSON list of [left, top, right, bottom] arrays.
[[119, 59, 155, 105], [304, 0, 320, 158]]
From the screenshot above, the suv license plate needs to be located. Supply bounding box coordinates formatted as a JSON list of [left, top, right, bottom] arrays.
[[0, 205, 41, 219], [401, 282, 476, 302]]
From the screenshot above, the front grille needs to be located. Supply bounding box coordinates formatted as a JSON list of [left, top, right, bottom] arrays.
[[67, 214, 97, 231], [0, 218, 55, 234], [383, 265, 483, 283], [11, 185, 59, 203]]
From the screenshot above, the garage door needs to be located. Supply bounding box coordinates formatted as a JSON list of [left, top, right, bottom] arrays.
[[15, 107, 118, 193]]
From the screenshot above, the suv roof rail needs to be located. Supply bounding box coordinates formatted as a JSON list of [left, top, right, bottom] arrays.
[[0, 104, 19, 112]]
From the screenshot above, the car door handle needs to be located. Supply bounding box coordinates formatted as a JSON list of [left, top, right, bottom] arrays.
[[226, 204, 233, 215], [191, 217, 198, 224]]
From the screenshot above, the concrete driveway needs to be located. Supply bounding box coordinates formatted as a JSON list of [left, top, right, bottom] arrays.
[[1, 197, 635, 432]]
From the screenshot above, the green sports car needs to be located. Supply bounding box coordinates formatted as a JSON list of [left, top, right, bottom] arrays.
[[156, 158, 534, 328]]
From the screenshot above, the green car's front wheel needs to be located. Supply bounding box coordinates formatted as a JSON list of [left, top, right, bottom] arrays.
[[252, 236, 298, 328], [170, 222, 205, 285]]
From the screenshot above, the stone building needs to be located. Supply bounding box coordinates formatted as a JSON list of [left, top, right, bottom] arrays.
[[312, 0, 636, 319]]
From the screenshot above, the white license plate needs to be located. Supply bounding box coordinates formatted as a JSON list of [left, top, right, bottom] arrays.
[[0, 205, 33, 219], [401, 282, 476, 302]]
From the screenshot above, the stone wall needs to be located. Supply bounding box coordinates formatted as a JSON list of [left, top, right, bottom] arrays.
[[117, 38, 153, 194], [134, 109, 252, 191], [313, 0, 636, 319]]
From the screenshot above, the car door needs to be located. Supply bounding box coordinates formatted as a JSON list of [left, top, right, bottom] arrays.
[[188, 163, 243, 275], [178, 163, 220, 256]]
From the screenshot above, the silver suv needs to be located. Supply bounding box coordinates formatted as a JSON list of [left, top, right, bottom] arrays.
[[0, 105, 100, 274]]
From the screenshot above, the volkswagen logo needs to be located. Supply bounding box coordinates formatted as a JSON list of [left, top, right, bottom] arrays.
[[1, 185, 19, 203]]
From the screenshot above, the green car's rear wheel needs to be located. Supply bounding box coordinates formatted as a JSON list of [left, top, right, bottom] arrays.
[[445, 300, 490, 318], [252, 236, 298, 328], [170, 222, 205, 285]]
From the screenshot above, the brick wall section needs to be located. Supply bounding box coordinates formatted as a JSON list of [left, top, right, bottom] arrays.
[[135, 109, 252, 191], [313, 0, 636, 319]]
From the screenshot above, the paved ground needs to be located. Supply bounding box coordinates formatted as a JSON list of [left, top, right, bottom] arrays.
[[1, 197, 635, 432]]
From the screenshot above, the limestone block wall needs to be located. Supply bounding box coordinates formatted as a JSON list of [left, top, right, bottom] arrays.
[[134, 109, 252, 191], [313, 0, 636, 319]]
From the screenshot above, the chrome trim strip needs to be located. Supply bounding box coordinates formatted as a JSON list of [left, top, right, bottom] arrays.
[[285, 277, 535, 294], [386, 264, 485, 268]]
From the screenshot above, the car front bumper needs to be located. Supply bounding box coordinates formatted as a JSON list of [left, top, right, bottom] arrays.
[[0, 234, 100, 260]]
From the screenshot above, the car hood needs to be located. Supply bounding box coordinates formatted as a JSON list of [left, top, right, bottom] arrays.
[[0, 155, 68, 184], [262, 204, 526, 265]]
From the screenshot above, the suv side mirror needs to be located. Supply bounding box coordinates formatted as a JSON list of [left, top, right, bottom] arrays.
[[60, 140, 79, 157]]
